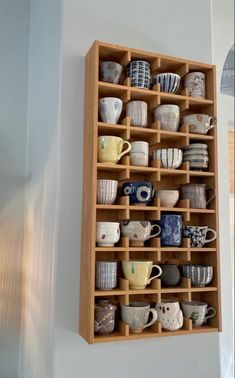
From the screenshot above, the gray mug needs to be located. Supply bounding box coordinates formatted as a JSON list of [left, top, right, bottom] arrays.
[[181, 301, 216, 327], [121, 302, 158, 333]]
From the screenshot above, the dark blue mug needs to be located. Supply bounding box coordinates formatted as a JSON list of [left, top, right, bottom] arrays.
[[122, 182, 154, 206], [157, 214, 182, 246]]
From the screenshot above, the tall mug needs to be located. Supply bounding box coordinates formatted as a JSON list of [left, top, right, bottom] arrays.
[[98, 136, 131, 164], [130, 141, 149, 166]]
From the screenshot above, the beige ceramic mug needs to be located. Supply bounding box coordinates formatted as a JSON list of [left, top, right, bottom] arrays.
[[98, 136, 131, 164], [122, 260, 162, 289]]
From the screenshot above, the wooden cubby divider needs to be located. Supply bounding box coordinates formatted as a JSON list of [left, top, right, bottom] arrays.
[[80, 40, 221, 344]]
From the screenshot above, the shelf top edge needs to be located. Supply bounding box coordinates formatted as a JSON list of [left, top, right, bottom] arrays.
[[93, 40, 215, 69]]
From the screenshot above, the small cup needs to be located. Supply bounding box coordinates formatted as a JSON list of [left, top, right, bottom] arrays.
[[99, 97, 123, 124], [181, 301, 216, 327], [96, 222, 120, 247], [94, 300, 117, 335], [95, 261, 117, 290], [126, 101, 148, 127], [181, 264, 213, 287], [99, 61, 123, 84], [154, 105, 180, 131], [156, 190, 179, 207], [98, 136, 131, 164], [121, 260, 162, 289], [152, 148, 183, 169], [122, 181, 154, 205], [97, 179, 118, 204], [155, 299, 183, 331], [130, 141, 149, 167], [121, 302, 158, 333], [184, 72, 206, 98], [181, 114, 216, 134], [157, 214, 182, 246], [182, 226, 217, 247], [121, 221, 161, 244]]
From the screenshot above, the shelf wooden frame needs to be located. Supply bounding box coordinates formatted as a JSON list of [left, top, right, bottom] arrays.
[[80, 40, 222, 344]]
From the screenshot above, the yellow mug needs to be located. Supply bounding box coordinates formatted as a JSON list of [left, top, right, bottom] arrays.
[[98, 136, 131, 164], [122, 260, 162, 289]]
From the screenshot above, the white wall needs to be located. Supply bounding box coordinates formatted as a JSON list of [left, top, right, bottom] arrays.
[[54, 1, 225, 378], [0, 1, 30, 377]]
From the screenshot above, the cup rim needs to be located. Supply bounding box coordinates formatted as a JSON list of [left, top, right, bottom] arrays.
[[96, 260, 117, 264], [181, 301, 207, 307], [122, 260, 153, 263], [153, 148, 182, 153], [183, 113, 208, 119], [100, 61, 123, 68], [99, 97, 123, 103], [121, 301, 150, 308], [154, 72, 181, 80], [96, 222, 120, 226], [131, 141, 149, 146], [121, 221, 150, 226], [122, 181, 152, 186], [154, 104, 180, 111], [157, 299, 179, 304], [185, 71, 205, 77], [98, 135, 123, 142], [157, 190, 179, 194], [97, 179, 118, 184]]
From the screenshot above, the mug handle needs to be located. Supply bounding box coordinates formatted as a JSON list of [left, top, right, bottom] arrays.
[[204, 228, 217, 244], [143, 308, 158, 329], [147, 224, 161, 239], [117, 141, 131, 161], [206, 187, 216, 205], [205, 307, 216, 322], [148, 265, 162, 284], [207, 116, 217, 131]]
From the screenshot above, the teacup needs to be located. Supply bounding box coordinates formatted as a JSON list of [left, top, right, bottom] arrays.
[[130, 141, 149, 167], [155, 299, 183, 331], [156, 190, 179, 207], [122, 260, 162, 289], [122, 181, 154, 205], [97, 179, 118, 204], [182, 226, 217, 247], [96, 222, 120, 247], [126, 101, 148, 127], [181, 301, 216, 327], [95, 261, 117, 290], [98, 136, 131, 164], [99, 97, 123, 124], [154, 105, 180, 131], [181, 264, 213, 287], [181, 114, 216, 134], [99, 61, 123, 84], [121, 302, 158, 333], [184, 72, 205, 98], [157, 214, 182, 246], [121, 221, 161, 245]]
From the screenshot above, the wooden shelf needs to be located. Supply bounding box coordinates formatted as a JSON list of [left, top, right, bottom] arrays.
[[80, 40, 221, 344]]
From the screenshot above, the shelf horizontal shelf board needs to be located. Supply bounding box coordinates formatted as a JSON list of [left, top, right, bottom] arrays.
[[190, 248, 216, 252], [95, 247, 127, 252], [191, 286, 218, 292], [95, 287, 218, 296], [95, 247, 216, 252], [96, 204, 215, 214], [94, 325, 219, 343]]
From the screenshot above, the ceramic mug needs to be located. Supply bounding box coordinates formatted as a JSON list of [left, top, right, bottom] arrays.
[[155, 299, 183, 331], [98, 136, 131, 164], [182, 226, 217, 247], [122, 260, 162, 289], [130, 141, 149, 166], [184, 72, 206, 98], [97, 179, 118, 204], [99, 97, 123, 124], [127, 60, 151, 89], [181, 264, 213, 287], [126, 101, 148, 127], [181, 114, 216, 134], [157, 214, 182, 246], [156, 190, 179, 207], [121, 302, 158, 333], [96, 222, 120, 247], [152, 148, 183, 169], [154, 105, 180, 131], [181, 301, 216, 327], [95, 261, 117, 290], [94, 300, 117, 335], [180, 183, 215, 209], [121, 221, 161, 244], [99, 61, 123, 84], [122, 181, 154, 205]]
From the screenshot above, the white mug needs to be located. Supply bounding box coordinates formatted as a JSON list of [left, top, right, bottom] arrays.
[[156, 299, 183, 331], [184, 72, 205, 98], [126, 101, 148, 127], [181, 114, 216, 134], [97, 180, 118, 204], [99, 97, 123, 124], [130, 141, 149, 166], [121, 302, 158, 332], [96, 222, 120, 247]]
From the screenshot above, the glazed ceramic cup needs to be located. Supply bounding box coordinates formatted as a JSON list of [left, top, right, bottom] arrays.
[[95, 261, 117, 290], [121, 302, 158, 332], [126, 101, 148, 127], [184, 72, 206, 98], [96, 222, 120, 247], [153, 73, 181, 93], [127, 60, 151, 89], [160, 264, 180, 287], [180, 183, 215, 209], [99, 61, 123, 84], [152, 148, 183, 169], [181, 114, 216, 134], [99, 97, 123, 124], [121, 221, 161, 244], [154, 105, 180, 131], [157, 214, 182, 246], [98, 136, 131, 164], [122, 181, 154, 205], [155, 299, 183, 331], [94, 300, 117, 335], [97, 179, 118, 204], [130, 141, 149, 166], [156, 190, 179, 207], [181, 301, 216, 327], [122, 260, 162, 289], [181, 265, 213, 287], [182, 226, 217, 247]]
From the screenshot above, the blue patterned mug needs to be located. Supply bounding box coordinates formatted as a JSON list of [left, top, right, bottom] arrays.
[[122, 182, 154, 205], [157, 214, 182, 246], [182, 226, 217, 247]]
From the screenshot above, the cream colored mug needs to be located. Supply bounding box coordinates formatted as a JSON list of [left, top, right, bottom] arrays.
[[122, 260, 162, 289], [98, 136, 131, 164]]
